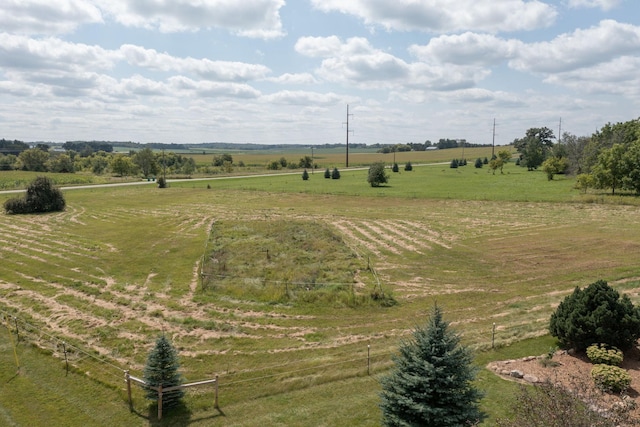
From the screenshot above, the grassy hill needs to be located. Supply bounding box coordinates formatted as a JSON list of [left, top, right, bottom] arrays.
[[2, 160, 640, 426]]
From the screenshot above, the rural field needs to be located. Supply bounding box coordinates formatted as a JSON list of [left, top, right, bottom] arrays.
[[2, 155, 640, 426]]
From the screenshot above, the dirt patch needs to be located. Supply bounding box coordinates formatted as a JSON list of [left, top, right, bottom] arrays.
[[487, 347, 640, 421]]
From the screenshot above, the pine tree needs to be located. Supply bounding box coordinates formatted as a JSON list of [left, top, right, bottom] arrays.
[[143, 335, 184, 408], [379, 305, 483, 426]]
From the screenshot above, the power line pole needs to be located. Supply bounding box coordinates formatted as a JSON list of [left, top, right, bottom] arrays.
[[492, 118, 496, 158], [344, 104, 354, 167], [558, 117, 562, 144]]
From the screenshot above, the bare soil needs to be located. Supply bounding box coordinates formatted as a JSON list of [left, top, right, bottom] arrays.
[[487, 346, 640, 420]]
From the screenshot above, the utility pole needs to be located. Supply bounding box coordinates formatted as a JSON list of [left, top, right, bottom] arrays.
[[344, 105, 354, 167], [492, 118, 496, 158], [558, 117, 562, 144], [310, 146, 314, 174]]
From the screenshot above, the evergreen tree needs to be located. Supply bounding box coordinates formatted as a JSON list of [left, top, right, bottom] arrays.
[[143, 335, 184, 408], [474, 158, 483, 168], [331, 167, 341, 179], [450, 159, 458, 168], [324, 168, 331, 178], [302, 169, 309, 180], [549, 280, 640, 351], [379, 305, 483, 426], [404, 161, 413, 171], [392, 162, 399, 172]]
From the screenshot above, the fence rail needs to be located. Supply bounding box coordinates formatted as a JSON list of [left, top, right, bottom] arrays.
[[2, 307, 549, 420]]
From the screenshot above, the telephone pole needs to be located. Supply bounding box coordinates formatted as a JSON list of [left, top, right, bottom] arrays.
[[492, 118, 496, 158], [558, 117, 562, 144], [344, 105, 354, 167]]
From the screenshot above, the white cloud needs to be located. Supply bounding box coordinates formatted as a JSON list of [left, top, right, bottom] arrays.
[[99, 0, 286, 38], [120, 45, 271, 81], [0, 0, 102, 35], [263, 90, 342, 105], [566, 0, 621, 11], [267, 73, 319, 85], [510, 20, 640, 73], [543, 56, 640, 95], [297, 36, 489, 92], [310, 0, 557, 33], [168, 76, 261, 99], [0, 33, 117, 73], [410, 33, 522, 66]]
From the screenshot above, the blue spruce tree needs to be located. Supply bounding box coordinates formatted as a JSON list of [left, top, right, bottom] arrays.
[[143, 335, 184, 409], [380, 304, 483, 426]]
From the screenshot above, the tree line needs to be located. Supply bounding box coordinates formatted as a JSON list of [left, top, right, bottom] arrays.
[[513, 117, 640, 194]]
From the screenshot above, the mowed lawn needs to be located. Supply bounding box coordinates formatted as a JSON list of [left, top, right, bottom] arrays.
[[1, 161, 640, 426]]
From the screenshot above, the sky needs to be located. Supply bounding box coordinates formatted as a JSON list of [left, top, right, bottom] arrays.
[[0, 0, 639, 146]]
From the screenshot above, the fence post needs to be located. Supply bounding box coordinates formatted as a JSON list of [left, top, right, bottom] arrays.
[[214, 374, 219, 409], [158, 384, 163, 420], [125, 370, 133, 412], [62, 342, 69, 375], [367, 344, 371, 376], [491, 323, 496, 349], [13, 316, 19, 342]]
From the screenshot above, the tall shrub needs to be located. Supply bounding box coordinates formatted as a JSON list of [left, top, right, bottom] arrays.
[[4, 176, 65, 214], [549, 280, 640, 351]]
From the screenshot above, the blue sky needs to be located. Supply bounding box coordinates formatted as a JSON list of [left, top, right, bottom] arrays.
[[0, 0, 638, 146]]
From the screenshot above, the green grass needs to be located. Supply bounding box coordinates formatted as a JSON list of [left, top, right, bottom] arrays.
[[169, 161, 619, 204], [2, 159, 640, 426]]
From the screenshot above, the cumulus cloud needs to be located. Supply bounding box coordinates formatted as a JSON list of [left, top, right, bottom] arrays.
[[267, 73, 319, 85], [509, 20, 640, 73], [0, 33, 117, 72], [100, 0, 286, 38], [263, 90, 342, 105], [0, 0, 102, 35], [168, 76, 261, 99], [566, 0, 621, 11], [544, 56, 640, 94], [296, 35, 490, 91], [409, 33, 522, 66], [120, 45, 271, 81], [310, 0, 557, 33]]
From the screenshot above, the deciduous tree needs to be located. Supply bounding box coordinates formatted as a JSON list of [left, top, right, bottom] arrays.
[[367, 162, 388, 187]]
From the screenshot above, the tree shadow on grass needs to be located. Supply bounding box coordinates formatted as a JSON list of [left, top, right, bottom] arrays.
[[137, 401, 226, 426]]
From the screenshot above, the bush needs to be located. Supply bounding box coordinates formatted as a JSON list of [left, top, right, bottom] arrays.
[[331, 167, 340, 179], [450, 159, 458, 168], [367, 162, 388, 187], [4, 176, 66, 214], [591, 364, 631, 393], [586, 344, 623, 366], [404, 162, 412, 171], [302, 169, 309, 181], [392, 163, 399, 172], [474, 158, 483, 168], [324, 168, 331, 179], [549, 280, 640, 351]]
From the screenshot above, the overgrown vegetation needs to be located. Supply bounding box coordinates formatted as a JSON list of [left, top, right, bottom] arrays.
[[3, 176, 65, 214], [200, 219, 383, 306], [496, 378, 635, 427]]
